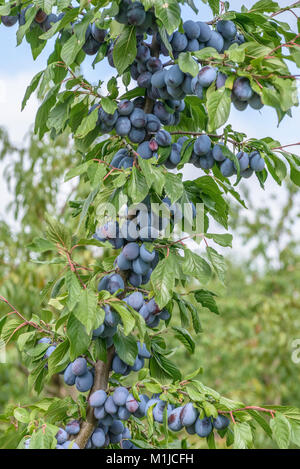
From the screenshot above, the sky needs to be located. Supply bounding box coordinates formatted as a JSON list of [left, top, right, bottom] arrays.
[[0, 0, 299, 260]]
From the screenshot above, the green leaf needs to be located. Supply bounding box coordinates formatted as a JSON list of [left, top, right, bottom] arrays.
[[73, 288, 99, 335], [128, 167, 149, 204], [194, 289, 219, 315], [113, 331, 138, 366], [45, 213, 71, 249], [13, 408, 30, 424], [27, 237, 56, 253], [22, 70, 43, 111], [233, 422, 253, 449], [67, 314, 90, 361], [182, 249, 211, 284], [101, 97, 117, 114], [113, 26, 137, 75], [207, 88, 231, 131], [164, 172, 184, 204], [138, 157, 165, 195], [151, 255, 176, 309], [17, 6, 37, 45], [290, 419, 300, 447], [206, 247, 226, 284], [48, 341, 70, 376], [64, 160, 93, 182], [75, 108, 98, 138], [34, 85, 59, 138], [154, 0, 181, 35], [247, 409, 272, 438], [111, 302, 135, 336], [178, 52, 198, 77], [150, 352, 182, 381], [65, 270, 82, 311], [29, 425, 58, 449], [250, 0, 280, 13], [205, 233, 233, 247], [172, 327, 195, 353], [270, 414, 291, 449], [61, 34, 84, 66], [185, 302, 202, 334]]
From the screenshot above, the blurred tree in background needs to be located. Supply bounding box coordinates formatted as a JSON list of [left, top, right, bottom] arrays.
[[0, 127, 299, 448]]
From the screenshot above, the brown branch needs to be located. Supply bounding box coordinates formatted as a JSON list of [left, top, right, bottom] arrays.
[[74, 346, 115, 449], [270, 1, 300, 18], [0, 296, 51, 335]]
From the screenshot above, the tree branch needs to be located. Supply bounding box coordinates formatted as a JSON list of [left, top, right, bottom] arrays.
[[74, 346, 115, 449]]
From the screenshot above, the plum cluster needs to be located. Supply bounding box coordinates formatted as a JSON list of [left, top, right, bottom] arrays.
[[88, 387, 147, 448], [1, 7, 64, 32], [160, 19, 244, 58], [146, 395, 230, 438], [89, 389, 231, 446], [181, 135, 266, 177], [24, 424, 81, 449], [115, 0, 156, 35], [93, 290, 169, 336], [96, 99, 162, 144], [63, 357, 95, 392], [24, 389, 231, 449]]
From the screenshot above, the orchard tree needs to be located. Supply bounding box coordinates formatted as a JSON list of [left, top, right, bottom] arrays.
[[1, 0, 300, 450]]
